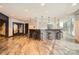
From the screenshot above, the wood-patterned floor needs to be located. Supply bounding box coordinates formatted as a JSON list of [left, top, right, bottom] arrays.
[[0, 36, 54, 55], [0, 35, 79, 55]]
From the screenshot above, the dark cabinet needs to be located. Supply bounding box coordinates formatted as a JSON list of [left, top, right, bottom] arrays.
[[29, 29, 41, 40]]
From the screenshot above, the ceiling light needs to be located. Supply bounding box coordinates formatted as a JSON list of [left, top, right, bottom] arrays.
[[41, 3, 45, 6], [72, 3, 77, 6]]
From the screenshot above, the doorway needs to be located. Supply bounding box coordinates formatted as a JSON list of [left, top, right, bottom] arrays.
[[13, 22, 24, 36]]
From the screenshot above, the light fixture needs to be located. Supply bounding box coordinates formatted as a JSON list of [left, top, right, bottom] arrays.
[[41, 3, 45, 6], [72, 3, 77, 6]]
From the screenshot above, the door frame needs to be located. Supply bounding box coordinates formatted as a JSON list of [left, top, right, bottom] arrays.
[[13, 22, 24, 36]]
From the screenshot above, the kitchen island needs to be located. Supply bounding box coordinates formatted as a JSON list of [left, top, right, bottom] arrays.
[[28, 29, 63, 40]]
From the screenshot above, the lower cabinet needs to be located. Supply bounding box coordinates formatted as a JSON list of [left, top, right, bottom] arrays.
[[29, 29, 41, 40]]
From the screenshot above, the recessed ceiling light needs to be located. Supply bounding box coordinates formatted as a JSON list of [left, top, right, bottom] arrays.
[[72, 3, 77, 6], [41, 3, 45, 6]]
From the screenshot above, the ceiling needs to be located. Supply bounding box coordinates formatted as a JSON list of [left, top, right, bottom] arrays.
[[0, 3, 79, 21]]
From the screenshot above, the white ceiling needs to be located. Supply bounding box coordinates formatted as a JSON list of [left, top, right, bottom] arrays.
[[0, 3, 79, 21]]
